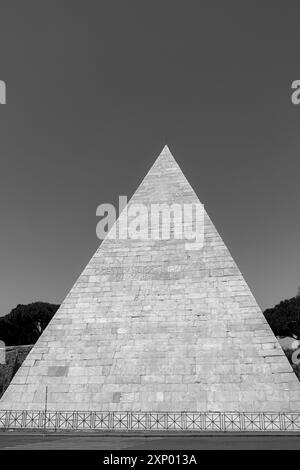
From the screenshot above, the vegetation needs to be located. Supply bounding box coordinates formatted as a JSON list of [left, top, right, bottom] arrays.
[[263, 292, 300, 338], [0, 302, 60, 346], [263, 289, 300, 382]]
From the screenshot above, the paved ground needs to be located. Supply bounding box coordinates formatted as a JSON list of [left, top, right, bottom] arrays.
[[0, 432, 300, 449]]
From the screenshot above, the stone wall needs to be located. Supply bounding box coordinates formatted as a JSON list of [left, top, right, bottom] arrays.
[[0, 345, 32, 398]]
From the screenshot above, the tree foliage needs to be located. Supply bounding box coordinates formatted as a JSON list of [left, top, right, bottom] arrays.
[[264, 294, 300, 338], [0, 302, 60, 346]]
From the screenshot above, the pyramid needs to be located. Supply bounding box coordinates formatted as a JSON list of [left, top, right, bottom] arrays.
[[1, 146, 300, 421]]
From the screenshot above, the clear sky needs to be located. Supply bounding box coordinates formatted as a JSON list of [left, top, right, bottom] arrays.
[[0, 0, 300, 315]]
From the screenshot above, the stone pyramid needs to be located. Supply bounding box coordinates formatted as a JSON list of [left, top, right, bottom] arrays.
[[1, 146, 300, 414]]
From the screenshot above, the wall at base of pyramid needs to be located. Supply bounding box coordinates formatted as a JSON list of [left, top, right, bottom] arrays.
[[1, 147, 300, 413]]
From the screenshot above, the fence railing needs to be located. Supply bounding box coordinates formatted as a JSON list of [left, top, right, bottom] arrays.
[[0, 411, 300, 431]]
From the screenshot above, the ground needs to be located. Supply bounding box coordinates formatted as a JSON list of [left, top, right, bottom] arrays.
[[0, 432, 300, 450]]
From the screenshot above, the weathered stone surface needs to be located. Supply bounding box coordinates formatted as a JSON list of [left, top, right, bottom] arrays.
[[1, 146, 300, 412]]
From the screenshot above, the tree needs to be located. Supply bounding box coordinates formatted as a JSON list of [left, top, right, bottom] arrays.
[[264, 295, 300, 338], [0, 302, 60, 346]]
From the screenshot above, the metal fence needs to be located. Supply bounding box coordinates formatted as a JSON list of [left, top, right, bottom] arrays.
[[0, 411, 300, 431]]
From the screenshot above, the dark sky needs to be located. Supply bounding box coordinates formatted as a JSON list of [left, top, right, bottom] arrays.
[[0, 0, 300, 315]]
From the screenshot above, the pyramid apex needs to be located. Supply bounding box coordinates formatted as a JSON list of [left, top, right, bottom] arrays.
[[160, 144, 172, 156], [151, 144, 180, 171]]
